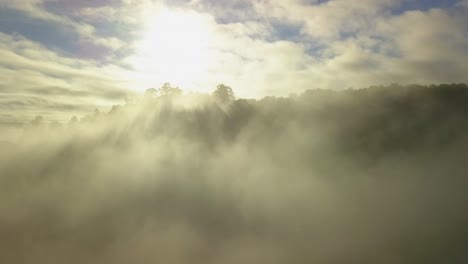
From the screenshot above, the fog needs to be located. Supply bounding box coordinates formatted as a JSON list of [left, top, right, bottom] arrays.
[[0, 84, 467, 263]]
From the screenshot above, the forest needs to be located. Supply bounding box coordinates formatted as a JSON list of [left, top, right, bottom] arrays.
[[0, 83, 467, 263]]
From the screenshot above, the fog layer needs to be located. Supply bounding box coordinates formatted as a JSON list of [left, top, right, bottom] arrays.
[[1, 84, 467, 263]]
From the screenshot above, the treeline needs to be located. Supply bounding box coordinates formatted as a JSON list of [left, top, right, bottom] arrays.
[[41, 82, 468, 160]]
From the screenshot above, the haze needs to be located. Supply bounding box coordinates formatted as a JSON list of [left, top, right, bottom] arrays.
[[0, 1, 468, 263]]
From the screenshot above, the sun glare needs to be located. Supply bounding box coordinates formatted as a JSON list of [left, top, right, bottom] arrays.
[[131, 8, 214, 88]]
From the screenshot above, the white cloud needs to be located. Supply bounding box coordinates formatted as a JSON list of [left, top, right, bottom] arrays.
[[1, 0, 125, 51], [0, 33, 132, 123]]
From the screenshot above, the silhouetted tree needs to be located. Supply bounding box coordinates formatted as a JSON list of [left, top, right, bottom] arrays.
[[68, 116, 78, 125], [159, 83, 182, 97], [145, 88, 158, 98], [108, 105, 121, 115], [213, 84, 235, 104], [31, 116, 44, 126]]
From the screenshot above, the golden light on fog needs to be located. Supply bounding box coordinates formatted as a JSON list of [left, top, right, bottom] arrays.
[[131, 8, 214, 87]]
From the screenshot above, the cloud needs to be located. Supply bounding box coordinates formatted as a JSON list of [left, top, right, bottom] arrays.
[[0, 32, 130, 123], [0, 0, 125, 54], [237, 0, 468, 89], [251, 0, 398, 39], [371, 7, 468, 84], [189, 0, 258, 23]]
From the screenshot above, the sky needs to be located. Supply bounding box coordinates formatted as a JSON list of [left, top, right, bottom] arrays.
[[1, 0, 468, 124]]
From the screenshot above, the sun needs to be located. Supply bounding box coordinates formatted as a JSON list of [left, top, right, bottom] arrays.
[[130, 8, 214, 88]]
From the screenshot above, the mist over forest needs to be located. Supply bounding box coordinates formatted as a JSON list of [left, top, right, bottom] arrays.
[[1, 83, 467, 264]]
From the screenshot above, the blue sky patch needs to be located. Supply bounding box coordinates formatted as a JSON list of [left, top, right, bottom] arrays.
[[0, 7, 80, 56], [391, 0, 460, 15], [0, 7, 118, 60], [269, 20, 304, 42]]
